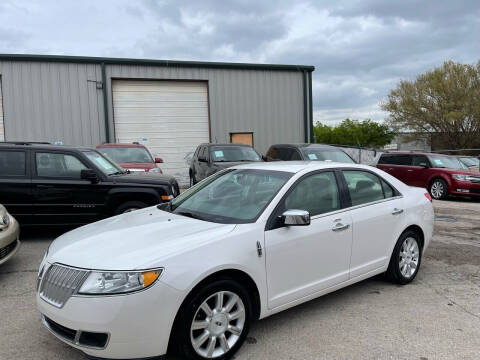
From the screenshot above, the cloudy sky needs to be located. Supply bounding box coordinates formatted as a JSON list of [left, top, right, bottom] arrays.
[[1, 0, 479, 125]]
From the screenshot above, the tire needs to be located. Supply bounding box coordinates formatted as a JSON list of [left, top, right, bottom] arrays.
[[386, 230, 422, 285], [429, 178, 448, 200], [114, 200, 148, 215], [172, 279, 252, 360], [190, 173, 197, 187]]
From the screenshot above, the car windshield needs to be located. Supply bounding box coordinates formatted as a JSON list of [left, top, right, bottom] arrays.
[[169, 169, 292, 224], [428, 155, 466, 170], [84, 151, 125, 176], [459, 157, 479, 167], [99, 147, 153, 163], [210, 146, 261, 162], [301, 148, 355, 163]]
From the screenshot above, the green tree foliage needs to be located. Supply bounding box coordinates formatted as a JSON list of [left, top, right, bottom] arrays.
[[313, 118, 395, 148], [382, 61, 480, 149]]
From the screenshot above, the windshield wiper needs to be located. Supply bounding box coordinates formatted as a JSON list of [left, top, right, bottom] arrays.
[[175, 211, 203, 220]]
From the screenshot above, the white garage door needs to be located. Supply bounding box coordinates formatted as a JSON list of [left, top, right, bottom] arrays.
[[112, 80, 210, 185], [0, 79, 4, 141]]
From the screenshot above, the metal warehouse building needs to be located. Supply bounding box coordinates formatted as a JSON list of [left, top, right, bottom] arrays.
[[0, 54, 314, 183]]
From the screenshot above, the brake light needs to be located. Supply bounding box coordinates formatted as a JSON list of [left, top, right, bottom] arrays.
[[424, 192, 432, 202]]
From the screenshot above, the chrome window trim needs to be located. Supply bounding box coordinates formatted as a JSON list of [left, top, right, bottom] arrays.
[[41, 315, 111, 350]]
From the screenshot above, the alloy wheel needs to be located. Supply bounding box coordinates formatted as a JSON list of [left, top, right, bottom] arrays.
[[399, 237, 420, 278], [190, 291, 246, 359], [430, 181, 444, 199]]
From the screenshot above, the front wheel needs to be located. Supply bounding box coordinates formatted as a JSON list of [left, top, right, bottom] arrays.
[[429, 178, 448, 200], [387, 230, 422, 285], [173, 279, 252, 360]]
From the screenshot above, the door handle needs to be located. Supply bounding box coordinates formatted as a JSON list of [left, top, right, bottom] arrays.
[[392, 208, 404, 215], [332, 223, 350, 232]]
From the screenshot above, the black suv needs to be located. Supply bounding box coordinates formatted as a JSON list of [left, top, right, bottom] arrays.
[[189, 143, 262, 185], [0, 142, 179, 225], [264, 143, 356, 163]]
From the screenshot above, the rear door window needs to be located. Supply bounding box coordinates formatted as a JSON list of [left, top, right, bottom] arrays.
[[343, 170, 385, 206], [0, 151, 26, 177], [379, 155, 412, 165]]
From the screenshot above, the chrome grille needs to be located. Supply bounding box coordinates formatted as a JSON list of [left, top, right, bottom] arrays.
[[39, 264, 88, 308]]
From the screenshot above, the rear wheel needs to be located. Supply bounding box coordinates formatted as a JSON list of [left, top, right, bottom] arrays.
[[429, 178, 448, 200], [172, 279, 252, 360], [387, 230, 422, 285], [114, 200, 148, 215]]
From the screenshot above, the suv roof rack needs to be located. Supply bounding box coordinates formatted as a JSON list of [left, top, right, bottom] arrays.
[[0, 141, 52, 145]]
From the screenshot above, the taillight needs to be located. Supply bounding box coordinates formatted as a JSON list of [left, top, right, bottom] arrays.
[[424, 192, 432, 202]]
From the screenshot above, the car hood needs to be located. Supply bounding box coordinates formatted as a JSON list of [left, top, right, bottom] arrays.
[[111, 172, 175, 185], [119, 162, 156, 170], [47, 207, 236, 270]]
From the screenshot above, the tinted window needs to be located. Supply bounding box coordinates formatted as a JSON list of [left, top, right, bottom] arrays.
[[302, 148, 355, 163], [412, 155, 429, 167], [427, 155, 466, 170], [379, 154, 412, 165], [36, 153, 87, 178], [284, 172, 340, 216], [381, 179, 395, 198], [343, 171, 385, 206], [0, 151, 26, 176], [266, 147, 279, 161]]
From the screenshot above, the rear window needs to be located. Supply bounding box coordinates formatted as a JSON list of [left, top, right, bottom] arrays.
[[302, 148, 355, 163], [0, 151, 26, 176]]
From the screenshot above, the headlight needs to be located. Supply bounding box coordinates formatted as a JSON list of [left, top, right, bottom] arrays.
[[150, 168, 160, 173], [78, 269, 163, 295], [452, 174, 468, 181], [0, 213, 10, 228]]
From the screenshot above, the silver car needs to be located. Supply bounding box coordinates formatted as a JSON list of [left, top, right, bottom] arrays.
[[0, 204, 20, 265]]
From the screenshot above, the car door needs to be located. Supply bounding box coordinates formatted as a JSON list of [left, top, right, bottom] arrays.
[[196, 146, 209, 181], [0, 148, 33, 224], [341, 169, 405, 278], [31, 150, 105, 225], [408, 155, 431, 188], [264, 170, 353, 309], [378, 154, 412, 184]]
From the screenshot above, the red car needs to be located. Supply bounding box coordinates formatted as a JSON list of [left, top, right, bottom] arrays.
[[96, 143, 163, 174], [377, 152, 480, 200]]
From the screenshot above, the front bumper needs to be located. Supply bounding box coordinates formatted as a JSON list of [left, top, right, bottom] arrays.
[[450, 179, 480, 197], [0, 215, 20, 265], [37, 274, 184, 359]]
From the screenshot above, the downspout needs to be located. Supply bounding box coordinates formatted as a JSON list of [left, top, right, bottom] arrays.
[[101, 62, 110, 142], [308, 71, 314, 143], [302, 70, 309, 143]]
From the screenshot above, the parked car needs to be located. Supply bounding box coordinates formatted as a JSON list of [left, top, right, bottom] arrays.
[[189, 143, 262, 185], [96, 143, 163, 173], [37, 161, 433, 360], [377, 152, 480, 200], [264, 143, 356, 163], [0, 204, 20, 265], [457, 156, 480, 173], [0, 142, 179, 226]]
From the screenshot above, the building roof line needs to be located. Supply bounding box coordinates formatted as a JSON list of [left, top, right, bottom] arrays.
[[0, 53, 315, 72]]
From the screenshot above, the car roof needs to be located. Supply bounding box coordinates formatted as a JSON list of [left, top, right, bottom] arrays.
[[97, 143, 147, 148], [382, 151, 455, 157], [0, 142, 94, 152], [231, 161, 371, 173], [270, 143, 339, 150], [201, 143, 252, 148]]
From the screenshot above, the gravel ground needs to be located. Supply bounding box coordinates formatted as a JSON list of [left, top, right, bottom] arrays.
[[0, 199, 479, 360]]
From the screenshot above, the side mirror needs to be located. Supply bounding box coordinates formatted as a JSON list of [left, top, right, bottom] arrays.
[[155, 157, 163, 163], [81, 169, 99, 183], [281, 209, 310, 226], [419, 163, 429, 168]]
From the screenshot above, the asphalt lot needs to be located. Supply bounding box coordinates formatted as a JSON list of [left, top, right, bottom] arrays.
[[1, 199, 479, 360]]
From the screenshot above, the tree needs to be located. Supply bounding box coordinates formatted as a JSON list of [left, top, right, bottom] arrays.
[[313, 118, 395, 148], [382, 61, 480, 149]]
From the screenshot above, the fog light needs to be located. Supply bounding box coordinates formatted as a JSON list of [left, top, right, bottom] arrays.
[[456, 189, 470, 193]]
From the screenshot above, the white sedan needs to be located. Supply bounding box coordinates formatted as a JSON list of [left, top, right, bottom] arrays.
[[37, 162, 434, 360]]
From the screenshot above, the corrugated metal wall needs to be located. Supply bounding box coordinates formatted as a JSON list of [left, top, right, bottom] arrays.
[[0, 60, 309, 154], [0, 61, 105, 146], [0, 76, 4, 141], [106, 65, 306, 154]]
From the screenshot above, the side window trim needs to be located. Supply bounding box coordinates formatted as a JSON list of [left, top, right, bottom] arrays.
[[33, 151, 89, 180]]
